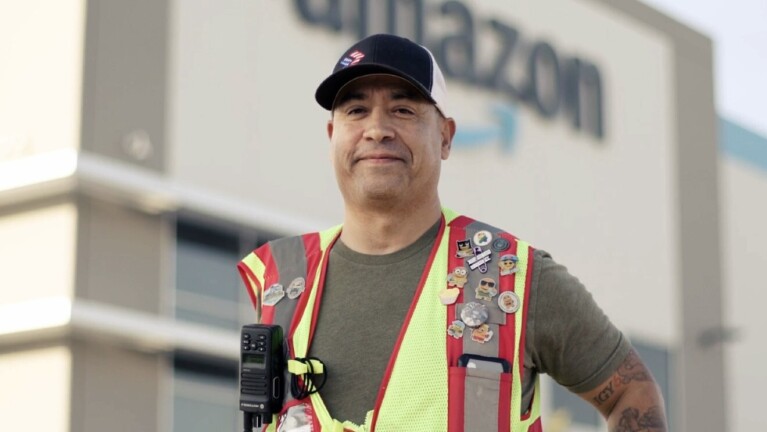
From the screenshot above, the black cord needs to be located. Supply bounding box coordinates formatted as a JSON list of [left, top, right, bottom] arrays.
[[290, 356, 327, 400], [243, 412, 253, 432]]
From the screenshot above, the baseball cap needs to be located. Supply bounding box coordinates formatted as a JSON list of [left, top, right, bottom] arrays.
[[315, 34, 449, 116]]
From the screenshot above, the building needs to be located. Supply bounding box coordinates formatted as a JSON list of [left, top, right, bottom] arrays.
[[2, 0, 763, 431]]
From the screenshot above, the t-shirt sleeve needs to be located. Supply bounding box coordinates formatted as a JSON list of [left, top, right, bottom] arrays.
[[526, 249, 632, 394]]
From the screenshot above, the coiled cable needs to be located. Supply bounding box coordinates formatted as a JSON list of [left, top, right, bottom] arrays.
[[290, 357, 327, 400]]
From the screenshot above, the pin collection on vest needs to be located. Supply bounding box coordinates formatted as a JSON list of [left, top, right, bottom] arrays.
[[439, 230, 520, 344]]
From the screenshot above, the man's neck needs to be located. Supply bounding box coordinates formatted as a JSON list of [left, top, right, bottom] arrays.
[[340, 200, 442, 255]]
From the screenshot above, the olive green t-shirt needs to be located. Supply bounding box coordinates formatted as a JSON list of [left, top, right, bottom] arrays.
[[308, 221, 631, 425]]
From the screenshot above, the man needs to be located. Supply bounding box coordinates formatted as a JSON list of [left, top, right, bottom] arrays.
[[238, 34, 667, 432]]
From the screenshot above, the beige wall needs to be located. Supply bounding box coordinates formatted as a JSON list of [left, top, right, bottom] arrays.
[[721, 157, 767, 432], [0, 202, 77, 305], [0, 345, 71, 432], [0, 0, 85, 159]]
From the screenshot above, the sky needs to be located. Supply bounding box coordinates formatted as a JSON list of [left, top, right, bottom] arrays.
[[640, 0, 767, 137]]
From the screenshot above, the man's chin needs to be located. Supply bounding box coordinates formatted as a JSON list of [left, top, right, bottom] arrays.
[[357, 184, 408, 205]]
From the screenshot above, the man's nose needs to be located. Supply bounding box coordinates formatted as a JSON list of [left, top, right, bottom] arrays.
[[362, 108, 395, 143]]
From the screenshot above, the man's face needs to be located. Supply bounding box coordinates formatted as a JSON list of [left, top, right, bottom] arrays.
[[326, 75, 455, 208]]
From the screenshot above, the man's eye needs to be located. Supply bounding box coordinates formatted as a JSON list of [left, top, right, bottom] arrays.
[[346, 107, 366, 115], [395, 108, 415, 115]]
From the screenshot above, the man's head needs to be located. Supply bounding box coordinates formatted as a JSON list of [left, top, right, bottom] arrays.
[[316, 34, 456, 210]]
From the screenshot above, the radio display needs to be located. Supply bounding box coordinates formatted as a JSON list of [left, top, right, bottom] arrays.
[[244, 354, 265, 365]]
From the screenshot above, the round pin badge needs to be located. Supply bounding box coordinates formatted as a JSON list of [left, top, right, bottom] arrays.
[[473, 230, 492, 247], [491, 237, 510, 252], [497, 291, 521, 314], [460, 302, 490, 327], [263, 283, 285, 306]]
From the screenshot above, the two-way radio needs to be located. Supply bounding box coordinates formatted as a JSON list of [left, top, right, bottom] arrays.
[[239, 324, 285, 431]]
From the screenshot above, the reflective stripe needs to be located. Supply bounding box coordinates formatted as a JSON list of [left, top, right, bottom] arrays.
[[238, 251, 267, 318], [296, 226, 341, 431], [508, 241, 529, 429], [512, 243, 542, 431], [373, 218, 449, 431]]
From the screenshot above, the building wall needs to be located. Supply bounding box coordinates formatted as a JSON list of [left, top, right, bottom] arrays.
[[720, 119, 767, 432]]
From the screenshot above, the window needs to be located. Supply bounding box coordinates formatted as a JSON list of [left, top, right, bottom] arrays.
[[172, 219, 279, 432], [173, 356, 238, 432], [175, 220, 273, 330]]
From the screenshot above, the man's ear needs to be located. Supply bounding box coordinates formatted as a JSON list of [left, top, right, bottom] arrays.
[[327, 119, 334, 140], [441, 117, 456, 160]]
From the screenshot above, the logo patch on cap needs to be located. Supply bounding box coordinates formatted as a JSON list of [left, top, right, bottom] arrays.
[[340, 50, 365, 68]]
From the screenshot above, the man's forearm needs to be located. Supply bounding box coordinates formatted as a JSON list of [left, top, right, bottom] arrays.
[[606, 380, 667, 432], [581, 349, 668, 432]]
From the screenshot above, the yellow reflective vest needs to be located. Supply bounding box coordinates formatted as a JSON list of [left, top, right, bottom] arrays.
[[238, 208, 543, 432]]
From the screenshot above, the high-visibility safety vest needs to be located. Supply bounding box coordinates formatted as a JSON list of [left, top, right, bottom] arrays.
[[238, 208, 543, 432]]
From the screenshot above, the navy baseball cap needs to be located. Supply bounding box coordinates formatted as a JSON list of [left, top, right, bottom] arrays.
[[315, 34, 449, 116]]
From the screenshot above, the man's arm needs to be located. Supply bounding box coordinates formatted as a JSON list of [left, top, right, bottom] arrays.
[[578, 349, 668, 432]]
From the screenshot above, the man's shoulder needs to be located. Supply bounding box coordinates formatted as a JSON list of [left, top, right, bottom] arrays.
[[253, 225, 343, 256], [451, 212, 534, 246]]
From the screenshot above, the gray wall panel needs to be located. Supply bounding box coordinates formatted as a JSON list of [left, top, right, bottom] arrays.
[[674, 48, 726, 432], [70, 340, 166, 432], [75, 196, 169, 314], [81, 0, 169, 171]]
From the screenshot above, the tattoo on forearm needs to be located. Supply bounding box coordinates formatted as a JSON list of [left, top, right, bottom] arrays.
[[615, 406, 666, 432], [616, 350, 651, 384]]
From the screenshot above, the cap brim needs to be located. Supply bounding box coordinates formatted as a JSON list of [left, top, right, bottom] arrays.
[[315, 63, 436, 111]]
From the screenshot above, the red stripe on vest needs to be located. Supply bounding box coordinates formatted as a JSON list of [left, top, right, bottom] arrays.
[[518, 245, 534, 374], [306, 234, 340, 352], [446, 223, 467, 432], [286, 233, 323, 358], [517, 244, 537, 424], [444, 215, 489, 432], [448, 367, 466, 432], [257, 244, 278, 324], [446, 224, 468, 367], [238, 261, 261, 311], [527, 417, 543, 431], [496, 233, 519, 368], [370, 217, 447, 432]]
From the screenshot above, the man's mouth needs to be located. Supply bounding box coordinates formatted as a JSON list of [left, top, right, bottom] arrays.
[[357, 153, 405, 163]]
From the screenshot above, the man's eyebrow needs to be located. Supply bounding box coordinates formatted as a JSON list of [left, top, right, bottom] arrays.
[[333, 86, 425, 109], [390, 87, 422, 101], [334, 90, 366, 108]]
